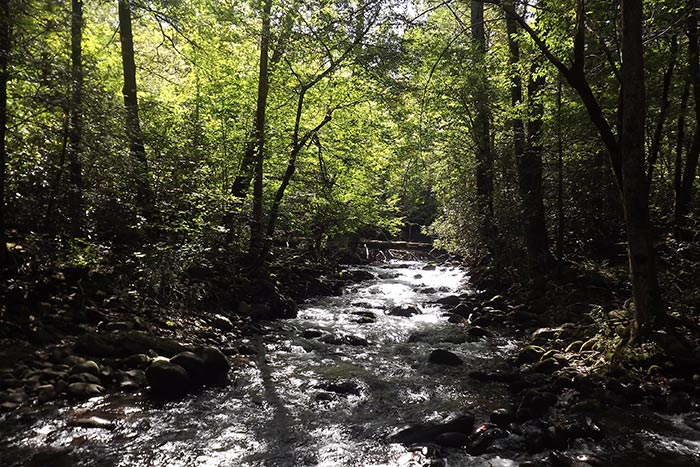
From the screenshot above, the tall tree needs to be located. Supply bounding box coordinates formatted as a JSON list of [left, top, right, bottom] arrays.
[[68, 0, 84, 235], [471, 0, 495, 247], [495, 0, 662, 341], [676, 1, 700, 222], [118, 0, 152, 220], [248, 0, 273, 259], [506, 8, 550, 274], [620, 0, 661, 342], [0, 0, 9, 266]]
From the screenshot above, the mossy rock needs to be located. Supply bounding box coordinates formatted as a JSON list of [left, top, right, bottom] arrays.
[[580, 338, 598, 352], [518, 345, 546, 365], [565, 340, 584, 353]]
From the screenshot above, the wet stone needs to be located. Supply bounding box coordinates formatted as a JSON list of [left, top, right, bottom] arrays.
[[433, 432, 468, 447], [436, 295, 460, 307], [37, 384, 57, 403], [145, 360, 191, 397], [429, 349, 463, 366], [388, 304, 422, 317], [68, 383, 104, 398], [490, 408, 515, 427], [320, 381, 361, 396], [1, 401, 19, 411], [467, 326, 492, 338], [302, 329, 324, 339], [68, 416, 116, 430], [70, 360, 100, 376], [209, 314, 234, 331]]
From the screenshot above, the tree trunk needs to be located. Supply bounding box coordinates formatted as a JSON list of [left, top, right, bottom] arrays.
[[522, 65, 550, 272], [0, 0, 9, 266], [674, 77, 690, 220], [677, 1, 700, 221], [647, 35, 677, 188], [507, 10, 550, 274], [118, 0, 152, 218], [471, 0, 494, 245], [232, 8, 296, 199], [248, 0, 272, 259], [621, 0, 662, 343], [556, 79, 565, 270], [504, 0, 663, 340], [68, 0, 84, 236]]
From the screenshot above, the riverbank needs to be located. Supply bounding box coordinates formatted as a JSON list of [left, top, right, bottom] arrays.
[[2, 249, 700, 466]]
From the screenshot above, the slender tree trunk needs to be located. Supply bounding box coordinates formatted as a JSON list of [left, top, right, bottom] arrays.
[[647, 35, 677, 187], [471, 0, 494, 246], [232, 8, 296, 199], [118, 0, 152, 219], [249, 0, 272, 259], [674, 77, 690, 219], [621, 0, 662, 343], [0, 0, 9, 266], [507, 10, 550, 274], [68, 0, 84, 236], [522, 65, 550, 272], [556, 79, 565, 270], [677, 1, 700, 221], [44, 110, 70, 230]]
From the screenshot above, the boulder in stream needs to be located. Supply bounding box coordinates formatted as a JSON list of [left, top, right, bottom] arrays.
[[388, 304, 422, 317], [429, 349, 463, 366], [75, 331, 186, 358], [389, 413, 475, 445], [145, 360, 192, 397]]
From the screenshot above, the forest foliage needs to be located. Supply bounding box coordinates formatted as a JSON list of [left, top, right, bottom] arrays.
[[1, 0, 699, 340]]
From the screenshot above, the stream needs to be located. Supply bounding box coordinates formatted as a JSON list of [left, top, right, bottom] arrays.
[[2, 260, 700, 466]]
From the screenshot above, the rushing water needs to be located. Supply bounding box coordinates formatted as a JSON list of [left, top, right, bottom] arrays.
[[1, 260, 700, 466]]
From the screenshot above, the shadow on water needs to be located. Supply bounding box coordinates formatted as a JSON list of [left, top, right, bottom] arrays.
[[240, 335, 310, 466]]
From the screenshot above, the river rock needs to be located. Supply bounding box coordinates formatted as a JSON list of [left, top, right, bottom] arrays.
[[684, 413, 700, 431], [1, 401, 19, 411], [490, 408, 515, 427], [320, 381, 361, 396], [68, 382, 104, 398], [483, 295, 506, 309], [466, 424, 507, 455], [449, 303, 472, 318], [467, 326, 492, 338], [302, 329, 324, 339], [341, 269, 376, 282], [518, 345, 546, 365], [79, 373, 102, 385], [434, 432, 468, 447], [667, 391, 692, 413], [75, 331, 186, 358], [68, 416, 116, 430], [436, 295, 460, 307], [389, 304, 422, 317], [36, 384, 56, 402], [390, 413, 474, 445], [429, 349, 463, 366], [101, 321, 134, 333], [352, 311, 376, 324], [71, 360, 100, 376], [119, 369, 147, 392], [210, 314, 234, 331], [170, 351, 207, 382], [145, 360, 191, 397], [527, 358, 561, 375], [197, 346, 230, 383]]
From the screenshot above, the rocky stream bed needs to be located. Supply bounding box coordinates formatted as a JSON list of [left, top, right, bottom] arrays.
[[1, 259, 700, 466]]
